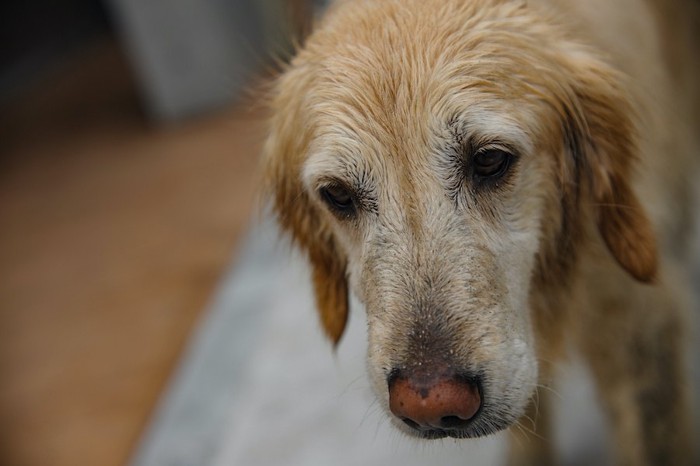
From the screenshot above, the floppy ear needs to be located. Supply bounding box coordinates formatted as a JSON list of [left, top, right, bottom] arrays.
[[307, 230, 350, 344], [565, 54, 658, 282], [263, 68, 350, 345]]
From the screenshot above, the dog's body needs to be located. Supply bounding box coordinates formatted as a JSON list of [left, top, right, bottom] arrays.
[[264, 0, 700, 464]]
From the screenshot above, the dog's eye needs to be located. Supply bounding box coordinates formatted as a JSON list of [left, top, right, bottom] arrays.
[[320, 184, 356, 216], [473, 149, 512, 179]]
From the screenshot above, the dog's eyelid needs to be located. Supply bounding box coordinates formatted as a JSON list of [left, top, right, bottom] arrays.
[[465, 140, 519, 185], [472, 140, 519, 158], [314, 177, 355, 196], [453, 132, 522, 160], [315, 179, 361, 218]]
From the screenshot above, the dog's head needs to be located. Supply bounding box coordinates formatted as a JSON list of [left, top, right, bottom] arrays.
[[264, 0, 656, 439]]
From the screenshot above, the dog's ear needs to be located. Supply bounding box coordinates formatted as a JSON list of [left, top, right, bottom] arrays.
[[263, 69, 349, 345], [308, 231, 349, 344], [564, 54, 658, 282], [275, 189, 349, 345]]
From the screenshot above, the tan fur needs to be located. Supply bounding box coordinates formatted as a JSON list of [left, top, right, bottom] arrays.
[[263, 0, 699, 464]]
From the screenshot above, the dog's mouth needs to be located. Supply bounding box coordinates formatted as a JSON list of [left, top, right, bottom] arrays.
[[402, 420, 481, 440], [395, 404, 513, 440], [399, 412, 511, 440]]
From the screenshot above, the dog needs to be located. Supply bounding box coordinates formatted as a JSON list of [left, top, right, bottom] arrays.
[[263, 0, 700, 464]]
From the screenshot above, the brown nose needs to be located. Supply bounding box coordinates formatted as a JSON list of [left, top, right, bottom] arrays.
[[388, 371, 482, 431]]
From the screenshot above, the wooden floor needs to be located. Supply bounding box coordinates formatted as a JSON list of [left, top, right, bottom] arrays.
[[0, 39, 265, 466]]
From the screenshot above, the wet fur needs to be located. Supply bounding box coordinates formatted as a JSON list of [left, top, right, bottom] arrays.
[[263, 0, 700, 464]]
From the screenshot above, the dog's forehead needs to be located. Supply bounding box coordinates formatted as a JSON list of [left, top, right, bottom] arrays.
[[300, 58, 535, 188], [294, 1, 559, 161]]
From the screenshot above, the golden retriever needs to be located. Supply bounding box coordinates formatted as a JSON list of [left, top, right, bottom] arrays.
[[263, 0, 700, 464]]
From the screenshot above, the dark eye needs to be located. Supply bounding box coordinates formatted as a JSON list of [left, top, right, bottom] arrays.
[[473, 149, 512, 178], [320, 184, 356, 215]]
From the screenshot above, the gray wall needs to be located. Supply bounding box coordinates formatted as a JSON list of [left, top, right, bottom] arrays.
[[107, 0, 297, 120]]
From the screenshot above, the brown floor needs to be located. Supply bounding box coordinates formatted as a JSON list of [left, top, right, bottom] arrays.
[[0, 39, 265, 466]]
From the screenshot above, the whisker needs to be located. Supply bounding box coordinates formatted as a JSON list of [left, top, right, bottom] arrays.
[[535, 383, 562, 400]]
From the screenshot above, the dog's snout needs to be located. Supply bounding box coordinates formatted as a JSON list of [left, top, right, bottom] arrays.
[[388, 370, 482, 432]]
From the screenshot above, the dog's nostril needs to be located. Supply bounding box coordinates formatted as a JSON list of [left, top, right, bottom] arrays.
[[440, 415, 472, 429], [402, 417, 421, 430]]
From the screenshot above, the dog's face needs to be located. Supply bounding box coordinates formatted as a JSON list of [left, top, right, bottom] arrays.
[[265, 0, 656, 439]]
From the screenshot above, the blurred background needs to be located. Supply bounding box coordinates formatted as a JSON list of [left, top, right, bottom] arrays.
[[0, 1, 320, 465], [1, 2, 698, 466]]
